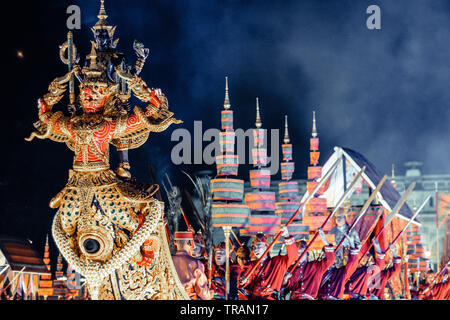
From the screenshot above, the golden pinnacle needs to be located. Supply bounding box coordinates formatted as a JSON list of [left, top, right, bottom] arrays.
[[255, 97, 262, 128], [284, 115, 290, 144], [224, 76, 231, 110], [312, 110, 318, 138]]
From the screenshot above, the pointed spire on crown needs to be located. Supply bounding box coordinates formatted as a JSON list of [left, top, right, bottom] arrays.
[[255, 98, 262, 128], [89, 42, 98, 67], [284, 115, 290, 144], [312, 111, 318, 138], [223, 76, 231, 110], [92, 0, 117, 40], [98, 0, 108, 20]]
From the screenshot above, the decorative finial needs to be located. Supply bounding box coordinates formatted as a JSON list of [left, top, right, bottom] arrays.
[[92, 0, 116, 37], [255, 98, 262, 128], [284, 115, 290, 144], [98, 0, 108, 20], [391, 164, 396, 184], [312, 111, 317, 138], [45, 234, 49, 246], [223, 76, 231, 110], [89, 42, 98, 67]]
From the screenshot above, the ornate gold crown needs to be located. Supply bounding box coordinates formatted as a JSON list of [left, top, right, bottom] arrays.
[[91, 0, 119, 49], [81, 42, 105, 83]]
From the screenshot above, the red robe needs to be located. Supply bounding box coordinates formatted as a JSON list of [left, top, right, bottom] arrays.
[[239, 236, 298, 300], [318, 248, 359, 299], [369, 257, 402, 299], [285, 245, 335, 300], [344, 252, 386, 298], [230, 263, 248, 300], [210, 263, 226, 300], [425, 274, 450, 300]]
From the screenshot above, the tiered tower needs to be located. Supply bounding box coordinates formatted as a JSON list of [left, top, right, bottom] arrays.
[[52, 253, 68, 299], [406, 222, 429, 275], [240, 98, 280, 237], [275, 116, 309, 239], [38, 235, 53, 299], [211, 77, 250, 229], [301, 112, 334, 249], [211, 77, 250, 299]]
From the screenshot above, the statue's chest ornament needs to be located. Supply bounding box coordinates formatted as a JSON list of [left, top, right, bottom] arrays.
[[72, 116, 108, 164]]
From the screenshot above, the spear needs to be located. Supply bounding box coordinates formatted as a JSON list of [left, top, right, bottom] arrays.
[[241, 156, 341, 283], [0, 267, 26, 295], [148, 165, 171, 246], [421, 260, 449, 296], [334, 175, 387, 252], [286, 166, 366, 274], [179, 206, 191, 230], [0, 265, 9, 277], [183, 185, 237, 256], [358, 182, 416, 264], [386, 196, 429, 250], [230, 229, 242, 247], [184, 190, 206, 232], [67, 31, 75, 107], [165, 174, 192, 230]]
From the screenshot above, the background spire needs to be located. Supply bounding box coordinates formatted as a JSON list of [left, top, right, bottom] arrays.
[[283, 115, 290, 144], [391, 164, 396, 184], [255, 98, 262, 128], [312, 110, 317, 138], [223, 76, 231, 109]]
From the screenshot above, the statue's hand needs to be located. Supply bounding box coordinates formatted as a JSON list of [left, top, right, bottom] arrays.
[[133, 40, 149, 60], [72, 64, 82, 77], [154, 89, 169, 109], [43, 79, 67, 107]]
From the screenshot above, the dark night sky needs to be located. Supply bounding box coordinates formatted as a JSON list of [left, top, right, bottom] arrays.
[[1, 0, 450, 258]]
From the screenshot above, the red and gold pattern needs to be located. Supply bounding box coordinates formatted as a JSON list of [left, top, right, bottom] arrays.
[[25, 0, 186, 299]]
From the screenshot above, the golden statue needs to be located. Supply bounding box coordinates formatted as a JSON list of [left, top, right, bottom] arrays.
[[26, 0, 189, 300]]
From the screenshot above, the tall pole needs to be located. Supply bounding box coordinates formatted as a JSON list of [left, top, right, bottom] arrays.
[[242, 156, 343, 283], [67, 32, 76, 115], [389, 196, 429, 247], [334, 175, 387, 252], [435, 182, 440, 269], [184, 190, 206, 231], [358, 182, 416, 263], [287, 166, 366, 274], [223, 226, 232, 300]]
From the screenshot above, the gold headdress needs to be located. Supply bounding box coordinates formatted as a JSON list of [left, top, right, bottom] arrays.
[[91, 0, 119, 49]]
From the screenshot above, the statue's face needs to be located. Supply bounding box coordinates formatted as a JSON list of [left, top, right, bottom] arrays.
[[80, 83, 108, 113], [214, 249, 226, 266], [95, 29, 112, 50], [252, 243, 267, 259]]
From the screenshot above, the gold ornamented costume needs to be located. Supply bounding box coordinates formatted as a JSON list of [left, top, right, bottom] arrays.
[[26, 0, 189, 300]]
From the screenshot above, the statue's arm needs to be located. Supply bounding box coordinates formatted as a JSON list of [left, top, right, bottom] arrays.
[[111, 73, 181, 145], [25, 72, 76, 142]]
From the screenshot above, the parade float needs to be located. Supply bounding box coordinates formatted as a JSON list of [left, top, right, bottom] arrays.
[[24, 0, 188, 300]]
